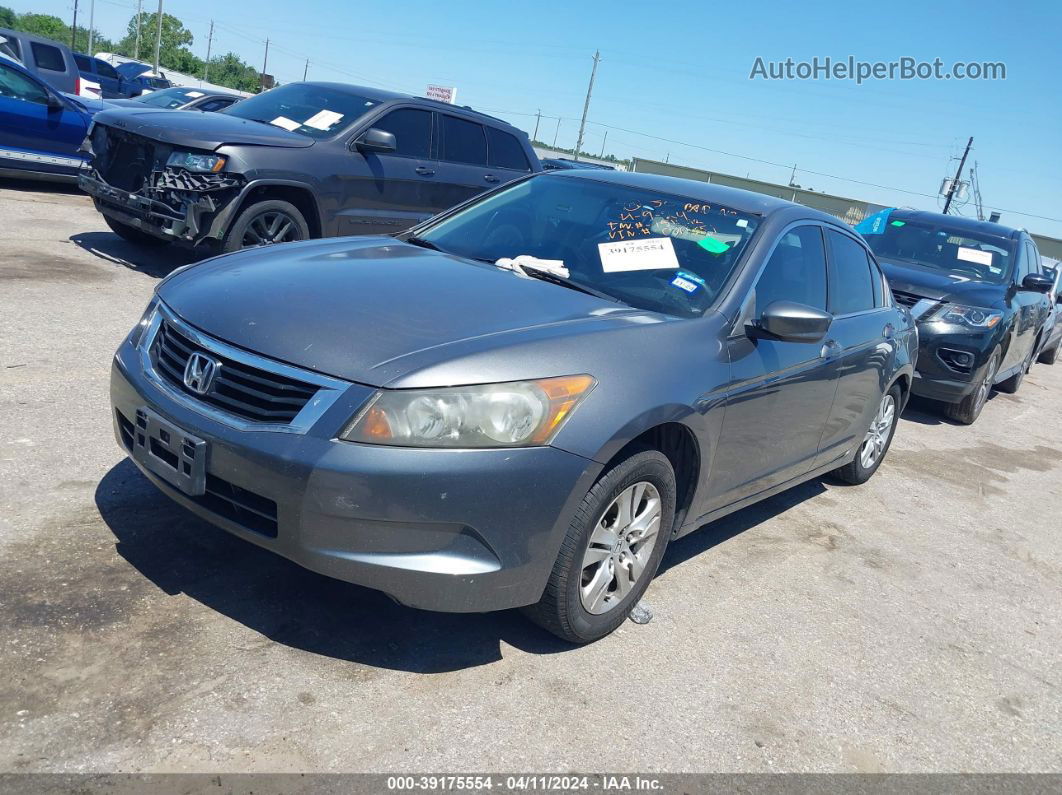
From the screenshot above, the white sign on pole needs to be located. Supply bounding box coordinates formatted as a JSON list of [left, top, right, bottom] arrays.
[[426, 84, 458, 104]]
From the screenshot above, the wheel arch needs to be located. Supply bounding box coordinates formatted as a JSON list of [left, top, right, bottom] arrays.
[[209, 180, 323, 240]]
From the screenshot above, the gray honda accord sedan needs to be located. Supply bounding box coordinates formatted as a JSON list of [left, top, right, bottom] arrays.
[[111, 171, 916, 642]]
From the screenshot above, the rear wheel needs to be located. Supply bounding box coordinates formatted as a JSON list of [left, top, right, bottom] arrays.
[[221, 200, 309, 253], [944, 349, 999, 425], [104, 215, 167, 246], [832, 385, 901, 485], [523, 448, 676, 644]]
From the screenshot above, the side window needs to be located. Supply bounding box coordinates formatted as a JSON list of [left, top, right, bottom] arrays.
[[868, 254, 886, 306], [198, 99, 234, 112], [31, 42, 66, 73], [74, 54, 92, 72], [0, 62, 50, 104], [95, 59, 118, 79], [486, 127, 530, 171], [372, 108, 432, 159], [1013, 245, 1030, 283], [826, 230, 876, 315], [440, 115, 487, 166], [0, 35, 21, 61], [753, 226, 828, 316], [1026, 242, 1041, 275]]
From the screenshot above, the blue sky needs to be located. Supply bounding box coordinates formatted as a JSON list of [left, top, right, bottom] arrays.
[[16, 0, 1062, 236]]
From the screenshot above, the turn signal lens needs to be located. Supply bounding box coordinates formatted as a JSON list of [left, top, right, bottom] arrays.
[[339, 375, 596, 448]]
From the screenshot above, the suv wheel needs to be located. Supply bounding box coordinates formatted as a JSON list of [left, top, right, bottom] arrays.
[[222, 200, 309, 253], [944, 349, 999, 425], [523, 448, 676, 644], [832, 384, 901, 485], [1038, 340, 1059, 365], [996, 346, 1034, 394], [104, 215, 167, 246]]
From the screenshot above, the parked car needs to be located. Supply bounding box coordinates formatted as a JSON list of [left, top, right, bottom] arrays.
[[110, 172, 915, 642], [0, 28, 94, 97], [113, 61, 172, 96], [73, 52, 124, 98], [107, 85, 241, 112], [856, 209, 1054, 424], [541, 157, 616, 171], [79, 81, 542, 253], [1036, 263, 1061, 365], [0, 54, 92, 181]]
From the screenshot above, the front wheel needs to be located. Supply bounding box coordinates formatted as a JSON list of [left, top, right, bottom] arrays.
[[1038, 340, 1059, 365], [221, 199, 309, 253], [944, 349, 1000, 425], [832, 384, 901, 485], [523, 448, 676, 644], [996, 345, 1034, 394]]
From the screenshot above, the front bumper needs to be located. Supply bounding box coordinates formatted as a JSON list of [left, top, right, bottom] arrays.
[[110, 339, 599, 612], [910, 321, 998, 403]]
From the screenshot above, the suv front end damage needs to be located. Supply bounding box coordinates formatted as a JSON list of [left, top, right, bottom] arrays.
[[78, 123, 245, 245]]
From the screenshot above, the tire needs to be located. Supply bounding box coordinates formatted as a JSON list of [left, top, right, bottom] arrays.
[[1038, 340, 1059, 365], [832, 384, 902, 485], [944, 349, 1000, 425], [104, 214, 167, 246], [996, 345, 1034, 394], [523, 447, 676, 644], [221, 199, 310, 253]]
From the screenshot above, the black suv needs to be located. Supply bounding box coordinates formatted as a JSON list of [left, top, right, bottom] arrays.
[[78, 82, 540, 254], [858, 209, 1054, 424]]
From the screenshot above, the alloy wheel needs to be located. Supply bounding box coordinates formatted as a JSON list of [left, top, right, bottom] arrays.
[[858, 392, 896, 470], [242, 211, 301, 247], [974, 354, 999, 412], [579, 481, 662, 615]]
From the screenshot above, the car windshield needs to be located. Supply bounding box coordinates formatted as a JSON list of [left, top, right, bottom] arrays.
[[417, 174, 761, 318], [135, 87, 204, 108], [863, 217, 1013, 285], [221, 83, 378, 139]]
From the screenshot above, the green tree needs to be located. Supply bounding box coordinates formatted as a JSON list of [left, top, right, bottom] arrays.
[[117, 11, 192, 64], [0, 6, 17, 28], [206, 52, 260, 92], [14, 12, 67, 41]]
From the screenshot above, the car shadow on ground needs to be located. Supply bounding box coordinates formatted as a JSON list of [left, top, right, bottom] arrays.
[[900, 393, 1003, 426], [70, 232, 200, 278], [0, 177, 84, 196], [95, 458, 828, 671]]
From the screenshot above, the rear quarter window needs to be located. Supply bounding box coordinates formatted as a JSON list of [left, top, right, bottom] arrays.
[[486, 127, 531, 171], [827, 229, 876, 315], [440, 115, 487, 166], [74, 54, 92, 71], [95, 59, 118, 79], [31, 42, 66, 72]]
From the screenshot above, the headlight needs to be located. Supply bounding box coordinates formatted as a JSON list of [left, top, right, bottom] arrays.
[[339, 375, 596, 448], [166, 151, 226, 173], [130, 297, 159, 348], [926, 304, 1002, 329]]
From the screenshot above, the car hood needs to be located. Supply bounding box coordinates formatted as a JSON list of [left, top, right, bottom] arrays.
[[158, 238, 667, 387], [61, 92, 109, 115], [879, 258, 1006, 309], [93, 107, 315, 149]]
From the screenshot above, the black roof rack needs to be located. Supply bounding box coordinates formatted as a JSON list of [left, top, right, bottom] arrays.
[[413, 96, 512, 126]]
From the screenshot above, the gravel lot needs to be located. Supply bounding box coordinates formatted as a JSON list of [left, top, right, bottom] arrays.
[[1, 180, 1059, 774]]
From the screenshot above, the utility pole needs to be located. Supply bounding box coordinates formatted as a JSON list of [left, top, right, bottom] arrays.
[[134, 0, 142, 60], [573, 49, 600, 162], [71, 0, 78, 50], [552, 117, 561, 148], [88, 0, 95, 53], [599, 130, 608, 158], [152, 0, 163, 73], [971, 161, 985, 221], [261, 38, 269, 91], [303, 59, 309, 80], [942, 136, 973, 214], [203, 20, 213, 83], [532, 109, 541, 142], [788, 163, 798, 187]]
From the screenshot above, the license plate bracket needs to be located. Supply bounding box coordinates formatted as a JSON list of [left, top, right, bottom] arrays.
[[130, 407, 207, 496]]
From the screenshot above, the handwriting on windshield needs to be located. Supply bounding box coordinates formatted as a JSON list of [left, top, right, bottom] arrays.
[[605, 199, 735, 241]]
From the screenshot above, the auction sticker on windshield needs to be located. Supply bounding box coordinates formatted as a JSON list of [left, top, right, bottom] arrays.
[[599, 238, 680, 272], [270, 116, 301, 131], [957, 246, 993, 266], [305, 110, 344, 131]]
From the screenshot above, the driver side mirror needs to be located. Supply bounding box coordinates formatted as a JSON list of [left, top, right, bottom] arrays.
[[45, 93, 64, 110], [1020, 273, 1054, 293], [751, 301, 833, 343], [355, 127, 396, 153]]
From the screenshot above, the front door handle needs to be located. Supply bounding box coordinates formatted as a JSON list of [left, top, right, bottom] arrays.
[[820, 339, 842, 359], [883, 323, 895, 339], [484, 174, 500, 183], [415, 166, 435, 176]]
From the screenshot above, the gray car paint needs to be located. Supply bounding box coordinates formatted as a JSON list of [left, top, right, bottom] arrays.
[[115, 171, 916, 612]]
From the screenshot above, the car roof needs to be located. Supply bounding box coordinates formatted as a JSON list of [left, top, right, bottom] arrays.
[[548, 169, 831, 219], [887, 208, 1022, 239], [295, 81, 522, 131], [0, 26, 72, 48]]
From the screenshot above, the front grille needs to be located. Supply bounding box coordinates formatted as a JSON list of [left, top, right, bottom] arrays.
[[92, 125, 167, 192], [116, 409, 279, 538], [152, 320, 319, 424]]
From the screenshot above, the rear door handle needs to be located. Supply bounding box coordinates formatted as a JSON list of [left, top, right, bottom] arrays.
[[415, 166, 435, 176], [484, 174, 500, 183]]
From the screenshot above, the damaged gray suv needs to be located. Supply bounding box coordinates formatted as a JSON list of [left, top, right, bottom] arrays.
[[79, 82, 539, 253], [111, 171, 915, 642]]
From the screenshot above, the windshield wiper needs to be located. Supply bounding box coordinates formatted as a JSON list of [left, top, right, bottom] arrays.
[[517, 267, 623, 303], [405, 235, 447, 253]]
